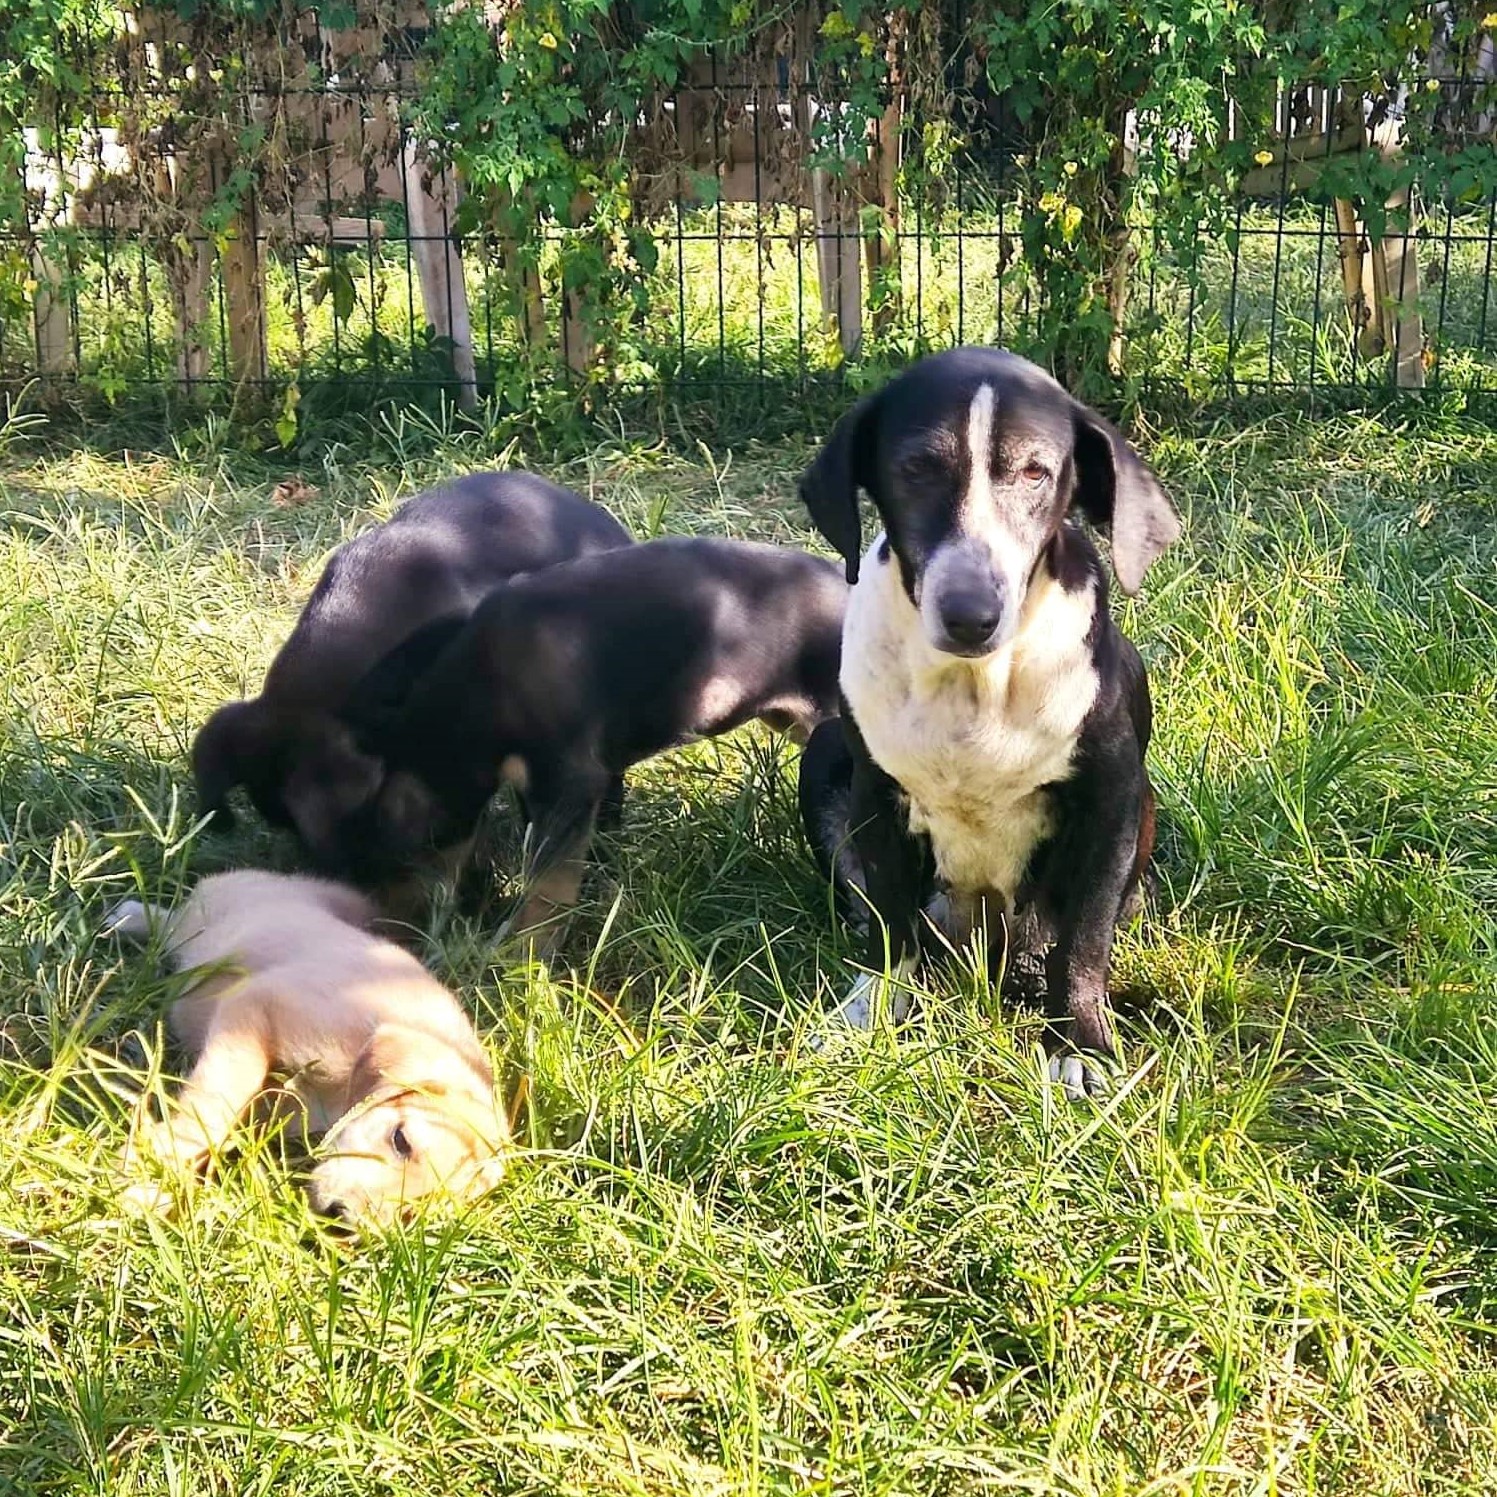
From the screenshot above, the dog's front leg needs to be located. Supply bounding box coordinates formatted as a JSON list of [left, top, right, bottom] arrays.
[[121, 1006, 273, 1206], [504, 765, 611, 961], [1040, 757, 1146, 1100], [831, 721, 930, 1031]]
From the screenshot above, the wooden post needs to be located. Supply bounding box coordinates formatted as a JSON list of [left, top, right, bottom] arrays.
[[1332, 197, 1370, 341], [221, 198, 267, 397], [30, 240, 74, 377], [404, 137, 479, 409], [497, 189, 545, 352], [1369, 187, 1424, 389], [166, 235, 214, 394], [21, 148, 75, 377], [561, 190, 596, 377], [813, 166, 862, 360], [1363, 117, 1424, 388], [864, 12, 904, 338]]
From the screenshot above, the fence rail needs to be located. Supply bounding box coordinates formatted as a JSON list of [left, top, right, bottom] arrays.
[[5, 2, 1496, 420]]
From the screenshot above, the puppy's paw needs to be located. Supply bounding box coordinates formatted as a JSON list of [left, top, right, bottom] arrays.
[[103, 899, 157, 941], [118, 1176, 176, 1217], [1046, 1051, 1114, 1103]]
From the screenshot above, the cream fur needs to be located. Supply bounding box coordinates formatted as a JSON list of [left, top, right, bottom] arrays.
[[109, 869, 507, 1224]]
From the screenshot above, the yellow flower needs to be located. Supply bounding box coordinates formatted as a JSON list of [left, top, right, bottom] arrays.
[[1254, 149, 1274, 166], [538, 31, 558, 49]]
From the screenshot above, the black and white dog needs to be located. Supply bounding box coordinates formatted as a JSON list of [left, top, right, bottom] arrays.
[[797, 347, 1180, 1097], [328, 537, 848, 949], [192, 471, 632, 863]]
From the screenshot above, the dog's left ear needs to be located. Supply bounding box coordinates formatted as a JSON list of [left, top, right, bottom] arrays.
[[799, 387, 884, 584], [1069, 404, 1182, 595], [282, 721, 386, 866]]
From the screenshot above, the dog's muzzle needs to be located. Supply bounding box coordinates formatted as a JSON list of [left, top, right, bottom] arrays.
[[922, 545, 1008, 657]]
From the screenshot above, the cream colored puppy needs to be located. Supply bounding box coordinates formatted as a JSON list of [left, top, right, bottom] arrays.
[[107, 869, 508, 1224]]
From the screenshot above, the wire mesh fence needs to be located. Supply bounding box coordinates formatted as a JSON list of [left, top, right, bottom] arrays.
[[5, 3, 1496, 420]]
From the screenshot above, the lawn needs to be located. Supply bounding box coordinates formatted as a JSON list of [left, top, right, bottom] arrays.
[[1, 396, 1496, 1494]]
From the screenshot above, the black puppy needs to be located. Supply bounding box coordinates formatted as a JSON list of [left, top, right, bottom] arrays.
[[191, 471, 632, 862], [332, 537, 848, 950], [796, 347, 1180, 1097]]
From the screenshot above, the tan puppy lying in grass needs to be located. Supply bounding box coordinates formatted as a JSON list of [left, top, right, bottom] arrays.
[[106, 869, 508, 1225]]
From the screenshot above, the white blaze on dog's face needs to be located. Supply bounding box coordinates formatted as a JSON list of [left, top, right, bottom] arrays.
[[906, 379, 1080, 657], [798, 348, 1182, 657]]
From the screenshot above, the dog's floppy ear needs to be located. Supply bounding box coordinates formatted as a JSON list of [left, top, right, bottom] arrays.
[[191, 700, 272, 832], [1069, 404, 1181, 595], [376, 769, 444, 856], [343, 614, 470, 750], [799, 387, 884, 584], [281, 719, 386, 867]]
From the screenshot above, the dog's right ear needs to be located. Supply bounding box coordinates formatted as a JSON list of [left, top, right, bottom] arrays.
[[343, 614, 470, 749], [799, 388, 884, 584], [191, 700, 270, 833]]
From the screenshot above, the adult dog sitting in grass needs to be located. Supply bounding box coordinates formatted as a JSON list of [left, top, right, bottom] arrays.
[[106, 870, 509, 1226]]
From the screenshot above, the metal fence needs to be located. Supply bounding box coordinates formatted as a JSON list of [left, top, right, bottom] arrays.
[[6, 6, 1497, 420]]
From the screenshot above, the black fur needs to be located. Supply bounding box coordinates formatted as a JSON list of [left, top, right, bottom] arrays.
[[326, 538, 849, 932], [191, 471, 633, 859], [797, 348, 1178, 1083]]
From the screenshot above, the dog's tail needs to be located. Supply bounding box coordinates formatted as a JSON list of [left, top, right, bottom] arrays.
[[191, 699, 268, 833], [797, 717, 868, 932]]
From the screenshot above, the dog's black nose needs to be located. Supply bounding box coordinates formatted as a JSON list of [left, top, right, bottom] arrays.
[[938, 595, 1001, 650], [322, 1198, 348, 1222]]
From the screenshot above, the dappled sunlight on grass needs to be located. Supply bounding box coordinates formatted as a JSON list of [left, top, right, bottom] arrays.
[[2, 405, 1497, 1492]]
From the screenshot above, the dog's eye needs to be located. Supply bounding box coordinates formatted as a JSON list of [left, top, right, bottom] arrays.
[[391, 1125, 414, 1160], [900, 452, 949, 485], [1020, 461, 1050, 483]]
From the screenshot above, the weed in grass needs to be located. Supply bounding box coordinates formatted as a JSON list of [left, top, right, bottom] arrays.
[[1, 406, 1497, 1493]]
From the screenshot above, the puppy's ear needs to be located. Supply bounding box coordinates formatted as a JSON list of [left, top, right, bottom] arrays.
[[191, 700, 270, 832], [1069, 405, 1181, 596], [343, 614, 470, 749], [282, 721, 386, 866], [799, 388, 884, 584], [377, 769, 442, 855]]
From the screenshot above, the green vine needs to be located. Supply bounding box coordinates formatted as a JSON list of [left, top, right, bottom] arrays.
[[2, 0, 1495, 397]]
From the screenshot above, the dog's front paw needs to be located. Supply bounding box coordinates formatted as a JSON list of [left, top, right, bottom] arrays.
[[102, 898, 154, 941], [807, 966, 914, 1052], [1046, 1050, 1114, 1103], [118, 1176, 176, 1216]]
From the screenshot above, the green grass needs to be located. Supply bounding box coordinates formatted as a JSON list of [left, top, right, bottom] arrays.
[[3, 400, 1497, 1494]]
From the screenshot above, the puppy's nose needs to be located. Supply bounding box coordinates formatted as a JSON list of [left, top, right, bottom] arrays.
[[938, 592, 1001, 650], [321, 1197, 349, 1222]]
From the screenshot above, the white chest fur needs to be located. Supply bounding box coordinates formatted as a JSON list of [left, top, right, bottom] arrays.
[[841, 535, 1100, 906]]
